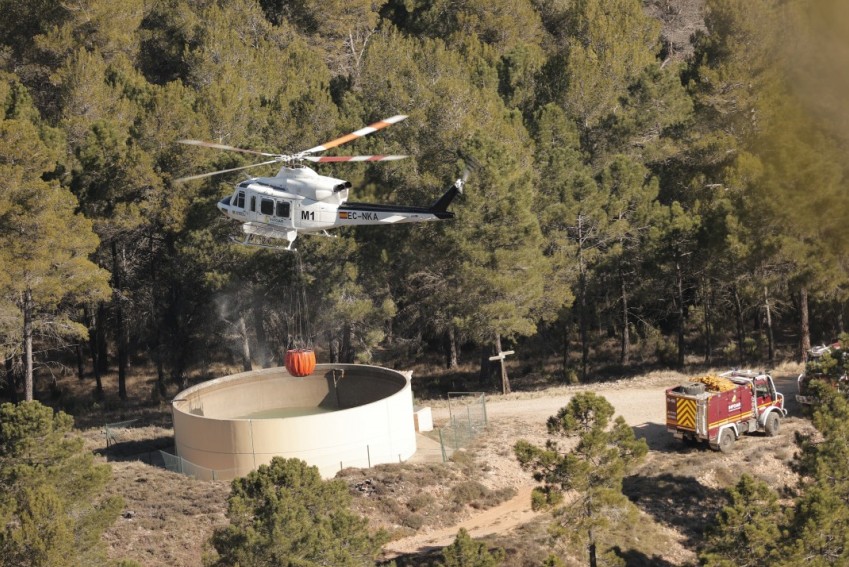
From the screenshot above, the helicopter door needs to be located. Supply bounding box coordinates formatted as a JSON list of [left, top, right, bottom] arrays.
[[259, 197, 274, 223], [274, 199, 294, 229]]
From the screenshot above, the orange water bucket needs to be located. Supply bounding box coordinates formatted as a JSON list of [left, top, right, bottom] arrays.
[[285, 349, 316, 377]]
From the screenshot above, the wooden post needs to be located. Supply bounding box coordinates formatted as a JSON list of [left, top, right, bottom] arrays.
[[488, 349, 515, 395]]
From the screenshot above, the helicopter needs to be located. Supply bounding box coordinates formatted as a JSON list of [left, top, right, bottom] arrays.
[[177, 115, 464, 251]]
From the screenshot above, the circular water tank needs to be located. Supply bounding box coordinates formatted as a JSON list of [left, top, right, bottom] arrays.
[[171, 364, 416, 479]]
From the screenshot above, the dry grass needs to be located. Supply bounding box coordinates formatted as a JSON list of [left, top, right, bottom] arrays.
[[338, 448, 518, 541], [101, 461, 230, 565], [14, 355, 814, 566]]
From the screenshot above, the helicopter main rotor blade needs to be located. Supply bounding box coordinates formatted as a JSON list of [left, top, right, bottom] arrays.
[[302, 154, 409, 162], [175, 159, 281, 182], [178, 139, 282, 158], [302, 115, 407, 155]]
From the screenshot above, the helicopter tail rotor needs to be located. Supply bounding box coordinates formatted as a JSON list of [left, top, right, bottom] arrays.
[[454, 156, 478, 194], [431, 167, 471, 214]]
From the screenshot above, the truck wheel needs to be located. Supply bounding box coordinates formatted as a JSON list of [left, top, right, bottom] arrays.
[[765, 413, 780, 436], [718, 429, 735, 453]]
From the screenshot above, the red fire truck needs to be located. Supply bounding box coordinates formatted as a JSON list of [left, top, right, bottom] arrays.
[[666, 370, 786, 453]]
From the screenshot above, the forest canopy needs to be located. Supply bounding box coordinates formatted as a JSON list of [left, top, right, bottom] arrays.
[[1, 0, 847, 400]]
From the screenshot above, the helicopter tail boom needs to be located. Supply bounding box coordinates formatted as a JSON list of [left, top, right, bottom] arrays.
[[429, 177, 465, 215]]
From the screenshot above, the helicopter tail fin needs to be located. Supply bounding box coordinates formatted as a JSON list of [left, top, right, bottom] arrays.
[[429, 177, 465, 214]]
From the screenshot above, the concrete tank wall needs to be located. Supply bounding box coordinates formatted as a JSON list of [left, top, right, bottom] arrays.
[[171, 364, 416, 479]]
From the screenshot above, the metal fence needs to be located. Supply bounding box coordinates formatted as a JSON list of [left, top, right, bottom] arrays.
[[438, 392, 488, 459], [104, 419, 138, 448], [158, 444, 411, 481], [159, 451, 238, 481]]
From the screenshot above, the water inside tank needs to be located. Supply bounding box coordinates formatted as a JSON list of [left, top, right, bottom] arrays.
[[236, 406, 336, 419]]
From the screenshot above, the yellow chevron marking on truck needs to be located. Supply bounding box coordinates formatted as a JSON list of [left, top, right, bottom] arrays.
[[676, 398, 696, 430]]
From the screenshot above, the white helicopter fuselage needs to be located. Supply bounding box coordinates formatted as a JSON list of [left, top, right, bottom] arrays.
[[216, 165, 460, 250]]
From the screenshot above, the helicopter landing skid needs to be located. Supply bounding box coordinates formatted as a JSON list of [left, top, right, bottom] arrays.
[[230, 234, 296, 252]]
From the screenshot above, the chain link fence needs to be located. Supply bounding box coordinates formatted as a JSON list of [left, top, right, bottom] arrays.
[[158, 451, 237, 481], [439, 392, 488, 460], [158, 443, 412, 481], [104, 419, 139, 448]]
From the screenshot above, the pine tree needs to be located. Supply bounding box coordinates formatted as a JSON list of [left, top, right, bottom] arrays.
[[699, 474, 784, 567], [598, 156, 662, 365], [206, 457, 385, 567], [785, 383, 849, 564], [441, 528, 506, 567], [515, 392, 648, 566], [355, 32, 558, 385], [543, 0, 659, 133], [0, 76, 110, 400], [0, 401, 123, 566]]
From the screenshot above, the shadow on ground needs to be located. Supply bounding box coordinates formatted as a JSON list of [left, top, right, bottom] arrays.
[[632, 422, 680, 452], [610, 545, 679, 567], [623, 473, 729, 549], [95, 435, 175, 466]]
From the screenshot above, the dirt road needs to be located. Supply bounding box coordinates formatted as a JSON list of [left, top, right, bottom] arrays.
[[385, 369, 802, 557]]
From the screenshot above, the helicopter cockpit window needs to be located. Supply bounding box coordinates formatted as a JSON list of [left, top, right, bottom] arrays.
[[236, 191, 245, 209], [260, 198, 274, 215], [275, 201, 290, 218]]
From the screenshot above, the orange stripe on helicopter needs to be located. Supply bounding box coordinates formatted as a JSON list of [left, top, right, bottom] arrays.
[[305, 115, 407, 153]]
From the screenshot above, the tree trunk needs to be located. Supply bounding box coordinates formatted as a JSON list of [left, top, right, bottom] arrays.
[[702, 279, 713, 365], [238, 315, 252, 372], [148, 232, 167, 397], [579, 301, 589, 380], [619, 268, 630, 366], [675, 261, 685, 370], [495, 333, 511, 394], [155, 339, 167, 398], [732, 284, 745, 367], [84, 307, 103, 397], [479, 345, 492, 384], [252, 305, 270, 368], [75, 343, 85, 380], [96, 302, 108, 374], [562, 315, 571, 382], [764, 286, 775, 366], [5, 357, 17, 403], [23, 288, 34, 401], [578, 219, 589, 380], [588, 529, 598, 567], [112, 242, 128, 401], [446, 326, 458, 369], [329, 337, 340, 364], [341, 323, 354, 363], [800, 286, 811, 362]]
